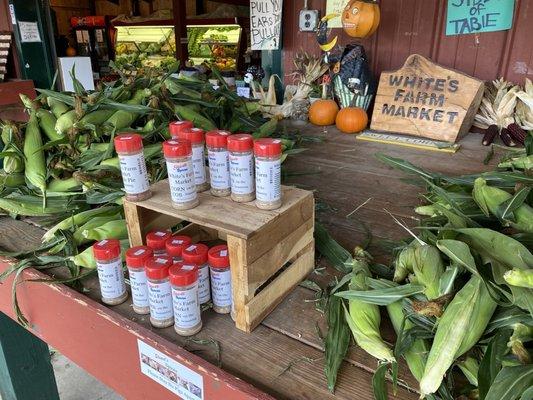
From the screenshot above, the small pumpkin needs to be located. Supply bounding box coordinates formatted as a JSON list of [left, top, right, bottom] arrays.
[[309, 99, 339, 126], [66, 46, 77, 57], [336, 107, 368, 134], [342, 0, 380, 38]]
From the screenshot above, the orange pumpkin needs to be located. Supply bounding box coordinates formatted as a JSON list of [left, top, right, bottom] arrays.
[[342, 0, 380, 38], [66, 46, 77, 57], [336, 107, 368, 134], [309, 99, 339, 126]]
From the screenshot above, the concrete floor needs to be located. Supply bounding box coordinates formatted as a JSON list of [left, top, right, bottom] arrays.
[[51, 352, 123, 400]]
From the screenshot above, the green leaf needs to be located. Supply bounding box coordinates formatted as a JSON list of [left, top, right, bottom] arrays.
[[314, 222, 352, 274], [372, 363, 389, 400], [485, 307, 533, 334], [497, 186, 531, 221], [324, 295, 350, 393], [436, 239, 479, 276], [375, 153, 435, 181], [478, 330, 513, 400], [485, 365, 533, 400], [335, 284, 425, 306]]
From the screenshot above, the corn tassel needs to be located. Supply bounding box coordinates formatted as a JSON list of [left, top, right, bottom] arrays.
[[23, 112, 47, 197], [420, 276, 496, 396]]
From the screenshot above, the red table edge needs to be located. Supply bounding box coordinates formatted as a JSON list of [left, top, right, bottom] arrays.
[[0, 256, 273, 400]]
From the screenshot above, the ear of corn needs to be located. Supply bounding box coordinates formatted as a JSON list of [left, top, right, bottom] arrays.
[[457, 356, 479, 387], [55, 109, 77, 135], [47, 177, 81, 193], [23, 112, 47, 197], [412, 245, 445, 300], [0, 171, 25, 189], [498, 155, 533, 170], [1, 123, 24, 174], [394, 246, 416, 282], [47, 97, 70, 118], [36, 109, 63, 141], [73, 214, 123, 244], [70, 239, 129, 269], [420, 276, 496, 396], [504, 269, 533, 289], [81, 219, 128, 241], [78, 109, 115, 126], [174, 105, 217, 131], [105, 89, 151, 130]]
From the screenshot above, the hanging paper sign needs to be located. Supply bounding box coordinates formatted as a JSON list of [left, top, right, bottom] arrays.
[[326, 0, 350, 28], [18, 21, 41, 43], [250, 0, 283, 50], [446, 0, 515, 36], [370, 54, 484, 143]]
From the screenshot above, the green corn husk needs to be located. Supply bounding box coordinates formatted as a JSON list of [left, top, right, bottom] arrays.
[[47, 97, 70, 118], [105, 89, 151, 130], [412, 245, 445, 300], [344, 248, 395, 363], [504, 269, 533, 289], [73, 215, 122, 244], [23, 112, 47, 197], [387, 300, 428, 381], [100, 143, 162, 169], [507, 323, 533, 364], [498, 155, 533, 170], [174, 105, 217, 131], [1, 123, 24, 174], [0, 194, 84, 216], [78, 109, 115, 126], [394, 246, 416, 282], [419, 276, 497, 396], [43, 205, 122, 242], [457, 356, 479, 386], [36, 109, 62, 141], [253, 117, 278, 139], [70, 239, 129, 269], [55, 109, 77, 135], [473, 178, 533, 233], [0, 171, 25, 189], [47, 177, 81, 193], [81, 219, 128, 241]]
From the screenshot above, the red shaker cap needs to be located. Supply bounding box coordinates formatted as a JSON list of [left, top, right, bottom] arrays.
[[254, 138, 282, 157], [163, 139, 192, 158], [144, 256, 173, 279], [165, 235, 193, 257], [92, 239, 121, 261], [182, 243, 208, 265], [125, 246, 153, 268], [114, 133, 143, 153], [178, 127, 205, 144], [169, 120, 194, 138], [169, 262, 199, 286], [146, 230, 172, 250], [205, 130, 230, 148], [227, 134, 253, 152], [208, 244, 230, 268]]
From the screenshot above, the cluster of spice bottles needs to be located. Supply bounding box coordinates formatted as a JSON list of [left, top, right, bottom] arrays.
[[113, 124, 283, 211], [92, 231, 233, 337]]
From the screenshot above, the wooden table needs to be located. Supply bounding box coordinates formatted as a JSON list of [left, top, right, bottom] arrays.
[[0, 125, 497, 400]]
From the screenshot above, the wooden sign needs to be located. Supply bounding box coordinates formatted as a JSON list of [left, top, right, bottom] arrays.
[[446, 0, 515, 36], [250, 0, 283, 50], [370, 54, 484, 143]]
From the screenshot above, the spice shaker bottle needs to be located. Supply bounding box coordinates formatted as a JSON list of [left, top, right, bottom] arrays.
[[114, 133, 151, 201], [165, 235, 192, 262], [208, 245, 232, 314], [145, 256, 174, 328], [125, 246, 153, 314], [206, 130, 231, 197], [169, 263, 202, 336], [254, 138, 282, 210], [176, 127, 209, 192], [169, 120, 194, 139], [146, 230, 171, 256], [163, 139, 199, 210], [182, 243, 210, 305], [227, 134, 255, 203], [93, 239, 128, 306]]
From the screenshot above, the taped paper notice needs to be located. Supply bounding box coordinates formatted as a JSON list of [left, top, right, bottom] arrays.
[[18, 21, 41, 43]]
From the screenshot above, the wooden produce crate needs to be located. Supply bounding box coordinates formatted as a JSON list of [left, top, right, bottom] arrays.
[[123, 179, 315, 332]]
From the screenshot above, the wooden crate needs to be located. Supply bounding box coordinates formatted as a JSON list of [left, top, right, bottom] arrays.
[[123, 179, 315, 332]]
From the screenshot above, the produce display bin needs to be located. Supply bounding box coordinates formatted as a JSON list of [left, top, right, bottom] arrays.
[[123, 179, 315, 332]]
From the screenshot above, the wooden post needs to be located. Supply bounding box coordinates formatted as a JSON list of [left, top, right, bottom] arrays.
[[0, 312, 59, 400], [172, 0, 188, 67]]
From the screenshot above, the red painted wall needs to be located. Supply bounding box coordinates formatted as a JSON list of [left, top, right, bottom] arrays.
[[282, 0, 533, 84]]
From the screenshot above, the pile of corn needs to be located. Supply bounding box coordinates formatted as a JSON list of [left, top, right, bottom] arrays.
[[319, 146, 533, 399], [0, 69, 300, 280]]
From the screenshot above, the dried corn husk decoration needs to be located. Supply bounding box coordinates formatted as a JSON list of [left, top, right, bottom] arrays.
[[516, 78, 533, 131]]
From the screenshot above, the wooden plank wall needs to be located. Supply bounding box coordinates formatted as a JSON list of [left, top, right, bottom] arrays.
[[50, 0, 92, 35], [282, 0, 533, 84]]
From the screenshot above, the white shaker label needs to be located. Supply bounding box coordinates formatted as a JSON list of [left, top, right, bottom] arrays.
[[208, 150, 230, 189], [166, 160, 197, 203], [129, 269, 149, 308], [119, 153, 150, 195], [255, 159, 281, 202], [148, 280, 173, 321], [172, 284, 201, 329], [191, 145, 207, 185], [229, 153, 254, 194], [198, 264, 210, 304], [210, 269, 232, 307], [96, 259, 126, 299]]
